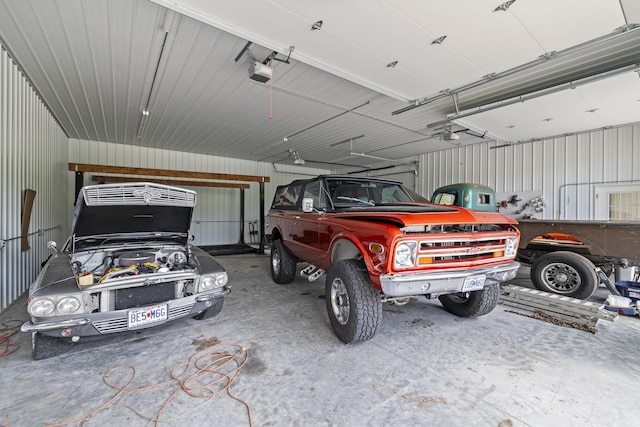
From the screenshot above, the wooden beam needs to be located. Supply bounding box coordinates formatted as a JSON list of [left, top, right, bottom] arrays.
[[69, 162, 270, 183], [91, 175, 250, 189]]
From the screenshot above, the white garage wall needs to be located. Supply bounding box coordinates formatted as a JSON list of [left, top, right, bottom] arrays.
[[67, 139, 330, 246], [419, 123, 640, 220], [0, 47, 68, 312]]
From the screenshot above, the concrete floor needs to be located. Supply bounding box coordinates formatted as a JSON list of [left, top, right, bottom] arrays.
[[1, 253, 639, 427]]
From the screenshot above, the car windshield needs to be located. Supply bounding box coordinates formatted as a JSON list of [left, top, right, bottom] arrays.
[[326, 179, 414, 207]]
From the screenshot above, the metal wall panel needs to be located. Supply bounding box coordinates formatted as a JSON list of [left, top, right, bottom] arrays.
[[420, 123, 640, 220], [0, 47, 68, 312], [67, 138, 330, 246]]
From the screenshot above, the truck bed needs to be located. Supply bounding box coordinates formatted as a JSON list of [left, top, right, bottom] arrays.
[[517, 219, 640, 260]]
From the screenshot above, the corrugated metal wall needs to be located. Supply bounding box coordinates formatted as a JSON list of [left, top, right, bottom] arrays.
[[67, 139, 330, 246], [419, 123, 640, 220], [0, 46, 68, 312]]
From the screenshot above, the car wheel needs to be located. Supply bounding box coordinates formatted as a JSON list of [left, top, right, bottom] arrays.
[[32, 332, 69, 360], [438, 283, 499, 318], [193, 297, 224, 320], [531, 251, 598, 299], [270, 239, 297, 284], [325, 259, 381, 343]]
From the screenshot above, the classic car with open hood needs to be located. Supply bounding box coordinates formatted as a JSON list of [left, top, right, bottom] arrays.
[[22, 182, 229, 359]]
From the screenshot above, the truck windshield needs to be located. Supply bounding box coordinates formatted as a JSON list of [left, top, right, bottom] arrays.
[[326, 179, 414, 206]]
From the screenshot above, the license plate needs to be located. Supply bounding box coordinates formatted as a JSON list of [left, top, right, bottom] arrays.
[[462, 275, 486, 291], [128, 304, 168, 328]]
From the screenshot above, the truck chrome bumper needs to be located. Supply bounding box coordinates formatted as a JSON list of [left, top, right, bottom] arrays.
[[379, 261, 521, 297]]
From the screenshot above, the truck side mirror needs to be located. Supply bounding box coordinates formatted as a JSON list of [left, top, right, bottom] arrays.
[[302, 198, 314, 213]]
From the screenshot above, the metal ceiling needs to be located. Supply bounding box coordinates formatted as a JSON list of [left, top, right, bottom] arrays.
[[0, 0, 638, 170]]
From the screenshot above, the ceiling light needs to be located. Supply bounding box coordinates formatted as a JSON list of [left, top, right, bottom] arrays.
[[291, 150, 305, 165], [387, 61, 398, 68], [431, 36, 447, 45], [137, 110, 150, 139], [440, 126, 460, 141], [311, 20, 323, 31], [493, 0, 516, 12], [441, 132, 460, 141]]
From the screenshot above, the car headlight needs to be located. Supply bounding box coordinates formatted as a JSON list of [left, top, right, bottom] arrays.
[[199, 272, 228, 291], [57, 296, 82, 314], [29, 298, 55, 317], [394, 241, 417, 268], [505, 236, 518, 257]]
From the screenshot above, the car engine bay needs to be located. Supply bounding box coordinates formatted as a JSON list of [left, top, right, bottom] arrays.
[[71, 245, 197, 285]]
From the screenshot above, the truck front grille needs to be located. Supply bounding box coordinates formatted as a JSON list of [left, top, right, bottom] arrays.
[[419, 237, 507, 264]]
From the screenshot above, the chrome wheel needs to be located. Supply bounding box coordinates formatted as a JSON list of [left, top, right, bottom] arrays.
[[330, 278, 350, 325], [270, 239, 297, 284], [272, 247, 281, 275]]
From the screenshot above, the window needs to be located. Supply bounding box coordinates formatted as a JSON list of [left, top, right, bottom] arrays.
[[303, 180, 327, 210], [272, 183, 302, 208], [608, 191, 640, 220], [433, 192, 457, 205], [595, 184, 640, 220], [478, 193, 492, 206]]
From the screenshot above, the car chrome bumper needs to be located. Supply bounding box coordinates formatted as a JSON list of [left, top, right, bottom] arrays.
[[21, 317, 92, 333], [21, 287, 230, 334], [379, 261, 521, 297]]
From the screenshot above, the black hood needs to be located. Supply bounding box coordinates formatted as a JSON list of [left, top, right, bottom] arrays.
[[70, 183, 196, 247]]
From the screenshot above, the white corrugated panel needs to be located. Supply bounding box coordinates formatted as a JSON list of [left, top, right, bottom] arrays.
[[0, 46, 68, 312], [419, 123, 640, 220]]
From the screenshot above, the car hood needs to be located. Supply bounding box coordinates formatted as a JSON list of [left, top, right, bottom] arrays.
[[334, 203, 518, 227], [71, 182, 196, 248]]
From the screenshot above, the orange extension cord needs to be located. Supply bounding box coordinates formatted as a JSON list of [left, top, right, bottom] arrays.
[[0, 320, 21, 358], [46, 344, 252, 427]]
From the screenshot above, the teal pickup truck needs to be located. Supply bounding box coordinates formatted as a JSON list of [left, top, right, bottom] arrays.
[[431, 183, 497, 212]]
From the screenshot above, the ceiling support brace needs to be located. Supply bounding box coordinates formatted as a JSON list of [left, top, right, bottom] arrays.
[[392, 24, 640, 116]]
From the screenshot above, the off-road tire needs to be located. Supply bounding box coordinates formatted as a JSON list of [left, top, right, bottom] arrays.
[[438, 283, 499, 317], [32, 332, 69, 360], [193, 297, 224, 320], [531, 251, 598, 299], [325, 259, 382, 343], [270, 239, 297, 284]]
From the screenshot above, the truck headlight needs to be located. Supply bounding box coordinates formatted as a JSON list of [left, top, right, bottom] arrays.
[[505, 237, 518, 257], [29, 298, 55, 317], [394, 241, 417, 268], [199, 272, 228, 291], [57, 296, 82, 314]]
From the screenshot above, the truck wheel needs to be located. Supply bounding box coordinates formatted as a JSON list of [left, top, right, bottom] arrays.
[[325, 259, 382, 343], [531, 251, 598, 299], [270, 239, 297, 284], [438, 283, 499, 317], [32, 332, 68, 360], [193, 297, 224, 320]]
